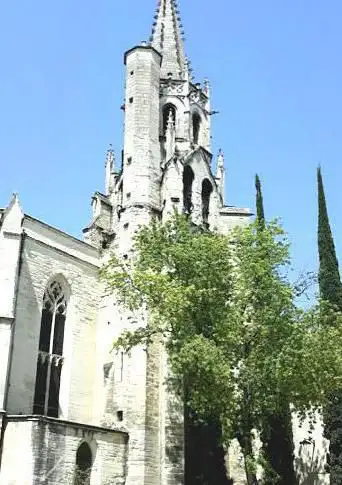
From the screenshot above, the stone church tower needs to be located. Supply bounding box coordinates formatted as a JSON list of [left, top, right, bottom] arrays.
[[0, 1, 251, 484]]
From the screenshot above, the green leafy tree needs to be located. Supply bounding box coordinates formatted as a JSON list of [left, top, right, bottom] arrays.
[[102, 214, 342, 485], [255, 175, 296, 485], [317, 167, 342, 484]]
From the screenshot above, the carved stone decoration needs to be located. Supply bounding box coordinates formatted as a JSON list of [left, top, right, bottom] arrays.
[[44, 281, 67, 316], [189, 89, 207, 109], [160, 81, 186, 97]]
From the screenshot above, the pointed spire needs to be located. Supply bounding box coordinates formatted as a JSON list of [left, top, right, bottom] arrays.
[[150, 0, 187, 79], [105, 145, 115, 196]]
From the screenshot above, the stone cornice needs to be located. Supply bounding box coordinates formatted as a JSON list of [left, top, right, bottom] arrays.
[[4, 414, 129, 437]]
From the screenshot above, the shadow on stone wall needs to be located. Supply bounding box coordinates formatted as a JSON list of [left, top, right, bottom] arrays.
[[295, 441, 328, 485], [184, 408, 232, 485], [165, 393, 186, 484]]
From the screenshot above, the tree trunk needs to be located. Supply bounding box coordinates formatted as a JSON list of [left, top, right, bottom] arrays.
[[237, 431, 258, 485]]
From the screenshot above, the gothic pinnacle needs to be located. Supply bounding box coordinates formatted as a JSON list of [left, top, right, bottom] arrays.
[[216, 149, 225, 201], [166, 108, 175, 130], [105, 145, 115, 196], [165, 108, 176, 162], [216, 149, 224, 175]]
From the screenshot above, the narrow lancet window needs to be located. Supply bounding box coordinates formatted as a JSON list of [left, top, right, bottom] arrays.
[[183, 165, 194, 215], [201, 179, 213, 225], [192, 112, 201, 145], [33, 280, 67, 417], [74, 442, 92, 485]]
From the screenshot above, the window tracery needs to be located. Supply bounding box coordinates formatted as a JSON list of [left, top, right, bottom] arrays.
[[33, 280, 67, 417]]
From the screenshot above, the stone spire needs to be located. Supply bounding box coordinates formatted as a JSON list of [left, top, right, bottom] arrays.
[[150, 0, 188, 79]]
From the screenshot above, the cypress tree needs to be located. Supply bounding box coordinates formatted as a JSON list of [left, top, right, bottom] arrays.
[[255, 174, 296, 485], [317, 166, 342, 484], [317, 167, 342, 309], [255, 174, 265, 229]]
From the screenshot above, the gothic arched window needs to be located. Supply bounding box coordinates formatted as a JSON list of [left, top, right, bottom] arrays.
[[201, 179, 213, 225], [33, 280, 67, 417], [162, 103, 176, 135], [74, 442, 92, 485], [183, 165, 194, 215], [192, 112, 201, 145]]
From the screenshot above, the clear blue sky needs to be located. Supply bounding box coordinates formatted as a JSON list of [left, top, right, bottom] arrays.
[[1, 0, 342, 282]]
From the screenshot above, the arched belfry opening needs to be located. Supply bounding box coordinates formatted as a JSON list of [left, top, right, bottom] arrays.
[[33, 279, 68, 417], [74, 442, 92, 485], [183, 165, 194, 215], [201, 179, 213, 225], [162, 103, 176, 135], [192, 112, 201, 145]]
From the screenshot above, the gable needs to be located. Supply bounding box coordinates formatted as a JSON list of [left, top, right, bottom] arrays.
[[184, 148, 220, 199]]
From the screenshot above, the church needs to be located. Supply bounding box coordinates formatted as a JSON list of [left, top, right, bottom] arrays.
[[0, 1, 328, 484]]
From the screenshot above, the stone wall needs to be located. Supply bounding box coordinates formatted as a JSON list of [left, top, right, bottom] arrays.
[[293, 413, 330, 485], [0, 415, 128, 485], [6, 225, 101, 424], [0, 319, 12, 410]]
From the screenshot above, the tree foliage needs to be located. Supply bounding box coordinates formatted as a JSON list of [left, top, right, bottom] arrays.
[[317, 166, 342, 485], [255, 174, 265, 231], [101, 214, 342, 483], [255, 174, 296, 485], [318, 166, 342, 309]]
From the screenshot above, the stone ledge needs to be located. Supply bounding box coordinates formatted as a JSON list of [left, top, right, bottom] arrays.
[[4, 414, 129, 437], [220, 206, 253, 216]]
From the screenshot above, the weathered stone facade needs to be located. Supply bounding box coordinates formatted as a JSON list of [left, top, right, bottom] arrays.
[[0, 416, 128, 485], [2, 0, 328, 484]]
